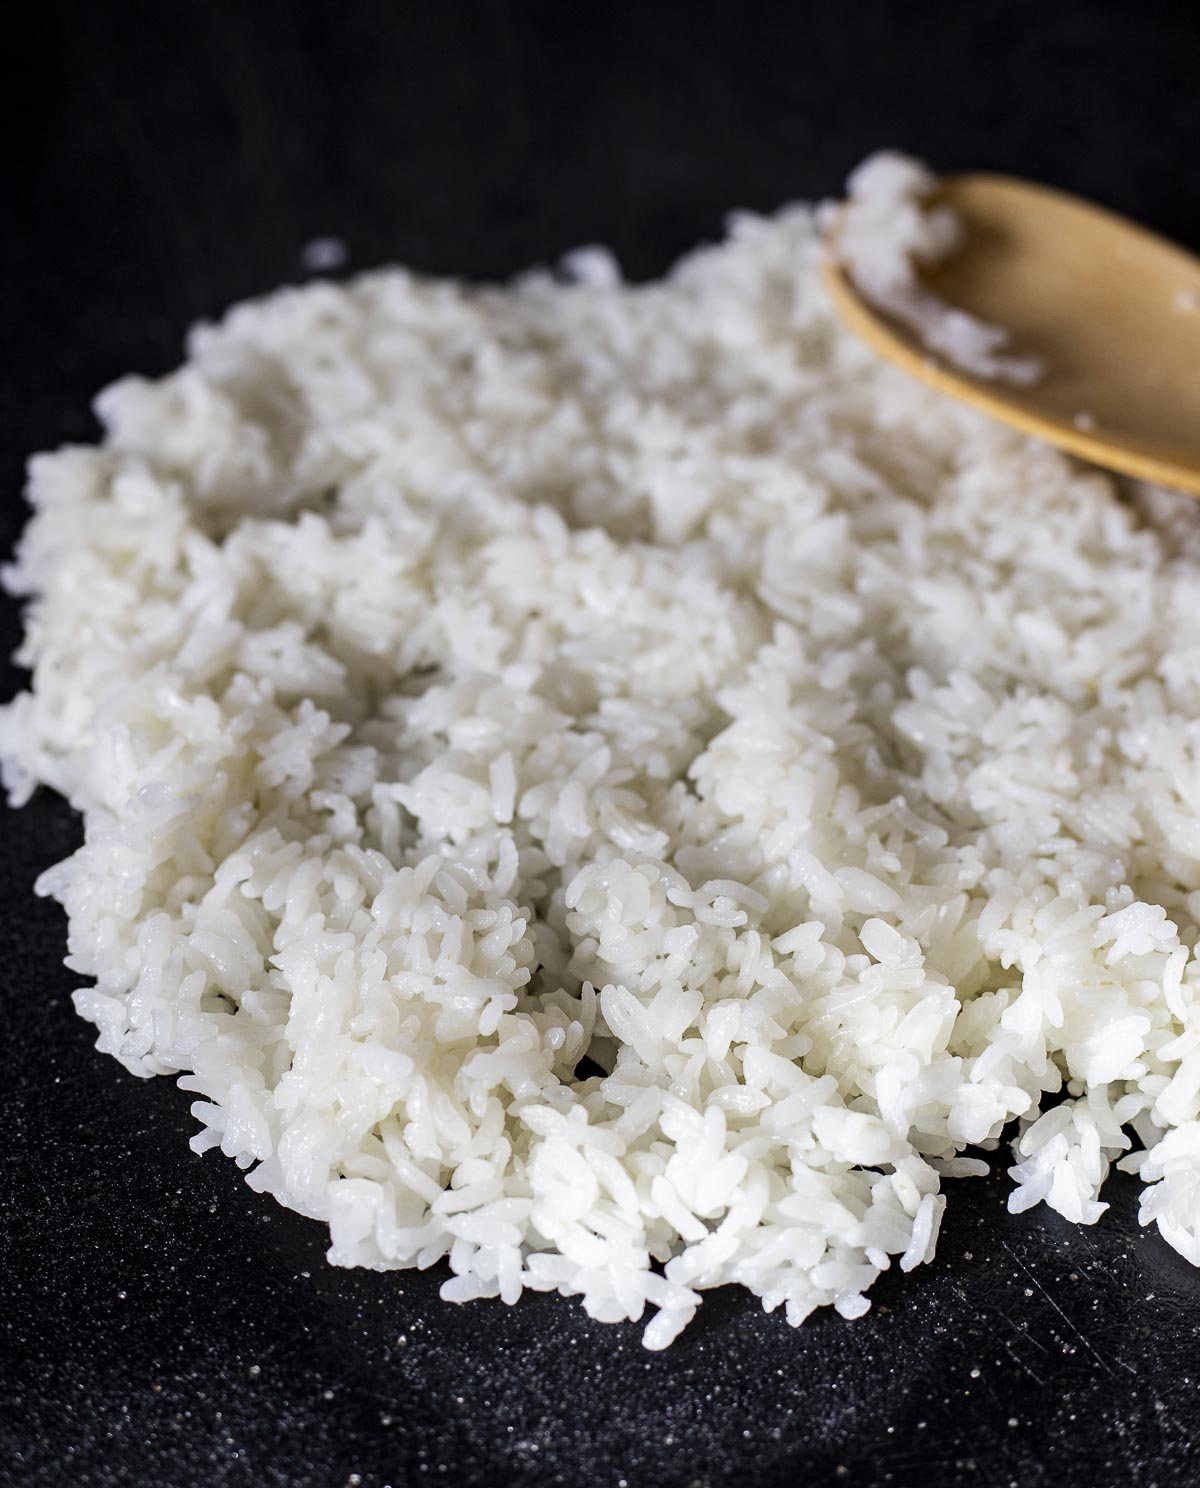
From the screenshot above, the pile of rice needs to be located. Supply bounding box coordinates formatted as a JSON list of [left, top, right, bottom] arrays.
[[5, 158, 1200, 1349]]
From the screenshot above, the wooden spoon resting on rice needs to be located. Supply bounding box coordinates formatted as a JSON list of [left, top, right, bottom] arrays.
[[824, 153, 1200, 496]]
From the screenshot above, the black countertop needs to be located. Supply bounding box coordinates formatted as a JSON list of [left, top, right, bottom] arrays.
[[4, 4, 1200, 1484]]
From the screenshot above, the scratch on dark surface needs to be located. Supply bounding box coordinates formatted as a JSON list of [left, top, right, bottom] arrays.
[[950, 1279, 1049, 1358], [1000, 1336, 1045, 1388], [972, 1454, 1002, 1488], [1001, 1239, 1136, 1378]]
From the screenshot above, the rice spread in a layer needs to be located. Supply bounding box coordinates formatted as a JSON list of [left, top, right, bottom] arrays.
[[5, 157, 1200, 1348]]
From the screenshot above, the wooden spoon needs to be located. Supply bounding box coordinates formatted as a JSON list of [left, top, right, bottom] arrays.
[[823, 175, 1200, 495]]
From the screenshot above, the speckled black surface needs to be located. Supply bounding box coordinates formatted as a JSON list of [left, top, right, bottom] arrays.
[[4, 4, 1200, 1485]]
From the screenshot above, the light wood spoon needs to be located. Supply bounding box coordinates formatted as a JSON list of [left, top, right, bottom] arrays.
[[823, 175, 1200, 495]]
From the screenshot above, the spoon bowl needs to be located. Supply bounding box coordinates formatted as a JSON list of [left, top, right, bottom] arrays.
[[823, 175, 1200, 494]]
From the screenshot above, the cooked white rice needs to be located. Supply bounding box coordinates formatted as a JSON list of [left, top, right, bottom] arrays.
[[4, 162, 1200, 1349]]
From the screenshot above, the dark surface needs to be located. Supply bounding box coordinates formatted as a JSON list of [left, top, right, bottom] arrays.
[[4, 3, 1200, 1485]]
